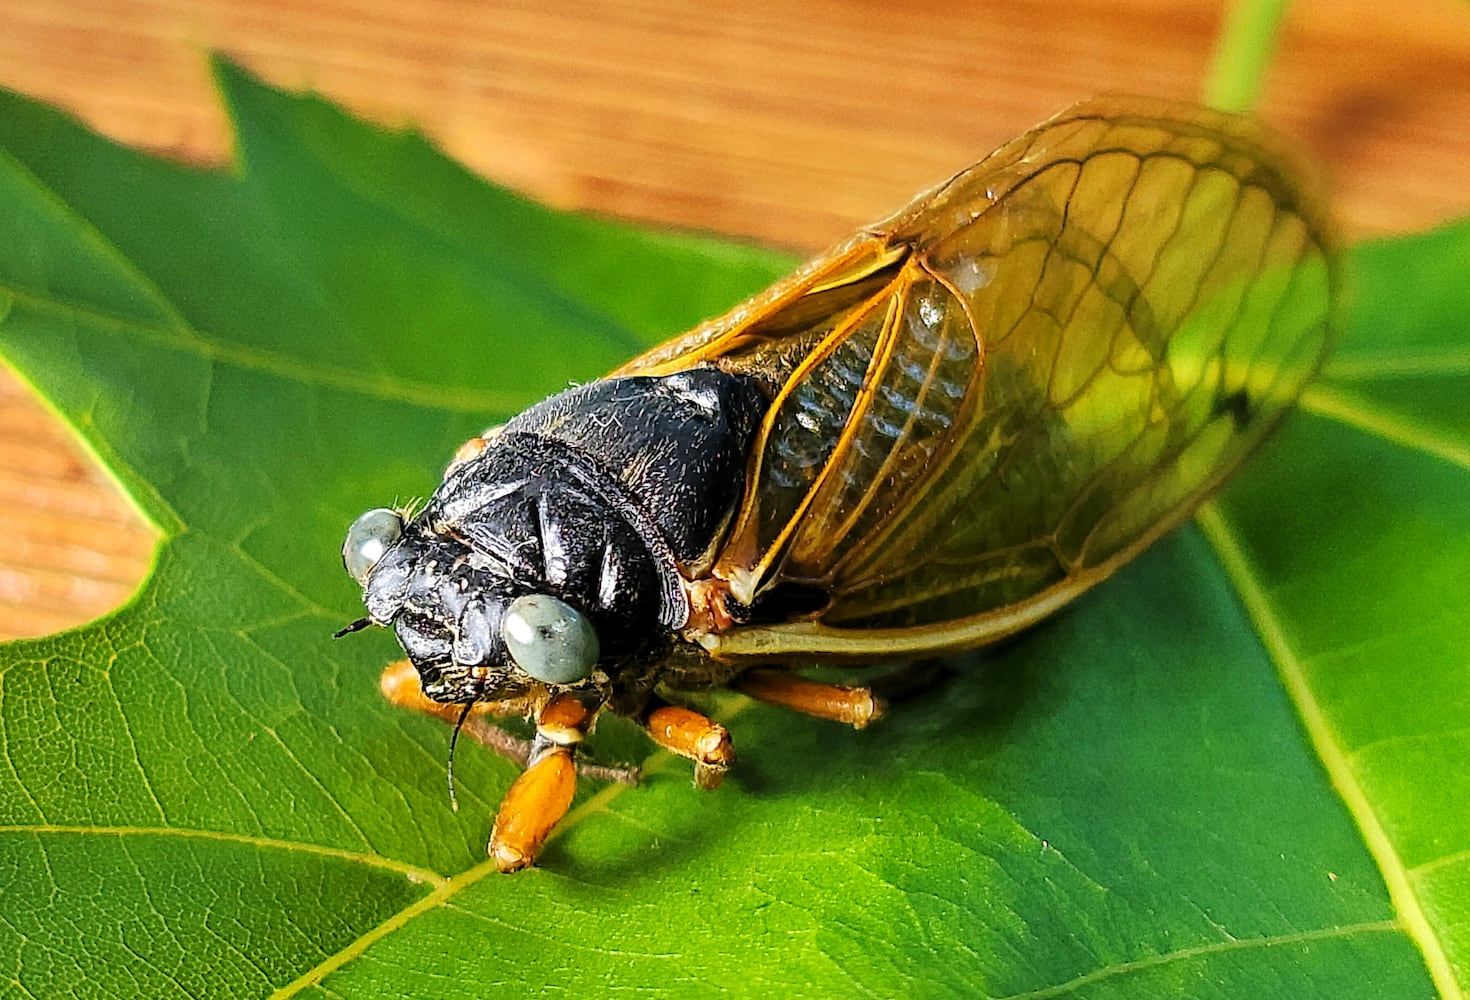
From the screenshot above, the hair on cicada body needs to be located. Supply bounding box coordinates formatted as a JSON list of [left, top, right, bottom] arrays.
[[340, 99, 1337, 872]]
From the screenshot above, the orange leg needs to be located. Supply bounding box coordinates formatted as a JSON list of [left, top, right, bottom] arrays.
[[381, 662, 635, 872], [381, 659, 538, 723], [487, 741, 577, 873], [380, 659, 477, 724], [641, 702, 736, 789], [734, 668, 885, 729], [380, 660, 635, 780], [487, 691, 600, 872], [380, 659, 538, 766]]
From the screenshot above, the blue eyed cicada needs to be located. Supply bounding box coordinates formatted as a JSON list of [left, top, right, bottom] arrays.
[[338, 98, 1337, 871]]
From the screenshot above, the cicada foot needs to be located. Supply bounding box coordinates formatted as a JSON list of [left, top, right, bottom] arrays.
[[733, 668, 885, 729], [641, 702, 735, 789], [487, 691, 599, 873]]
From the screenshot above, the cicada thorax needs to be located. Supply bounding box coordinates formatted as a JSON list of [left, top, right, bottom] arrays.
[[496, 369, 767, 580]]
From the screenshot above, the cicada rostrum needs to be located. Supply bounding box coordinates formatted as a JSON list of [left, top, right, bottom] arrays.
[[338, 98, 1337, 871]]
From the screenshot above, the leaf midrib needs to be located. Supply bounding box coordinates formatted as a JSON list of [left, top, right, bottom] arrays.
[[1198, 502, 1461, 999], [263, 763, 656, 998]]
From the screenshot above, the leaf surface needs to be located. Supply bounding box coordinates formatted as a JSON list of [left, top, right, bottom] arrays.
[[0, 64, 1464, 998]]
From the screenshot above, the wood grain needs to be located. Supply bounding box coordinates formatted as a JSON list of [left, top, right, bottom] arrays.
[[1, 0, 1467, 639]]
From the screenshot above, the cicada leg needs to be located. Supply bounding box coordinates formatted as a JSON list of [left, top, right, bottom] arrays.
[[488, 692, 601, 872], [640, 701, 736, 789], [379, 660, 638, 782], [380, 658, 450, 718], [379, 659, 533, 765], [733, 668, 886, 729]]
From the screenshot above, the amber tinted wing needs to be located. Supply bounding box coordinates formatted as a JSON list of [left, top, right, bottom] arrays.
[[622, 98, 1337, 658]]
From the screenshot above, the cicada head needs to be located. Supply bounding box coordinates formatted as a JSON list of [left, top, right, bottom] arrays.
[[342, 510, 563, 703], [339, 430, 684, 706]]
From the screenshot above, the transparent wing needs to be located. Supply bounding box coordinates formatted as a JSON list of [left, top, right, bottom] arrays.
[[624, 98, 1337, 656]]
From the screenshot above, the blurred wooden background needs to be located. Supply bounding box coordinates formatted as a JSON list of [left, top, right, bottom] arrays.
[[1, 0, 1468, 639]]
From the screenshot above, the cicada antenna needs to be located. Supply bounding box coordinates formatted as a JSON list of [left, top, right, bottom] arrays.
[[332, 617, 374, 638], [446, 701, 476, 813]]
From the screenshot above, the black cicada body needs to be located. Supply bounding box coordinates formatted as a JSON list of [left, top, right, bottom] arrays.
[[349, 369, 767, 707], [340, 98, 1337, 870]]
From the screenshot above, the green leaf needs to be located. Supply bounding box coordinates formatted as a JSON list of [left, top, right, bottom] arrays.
[[0, 62, 1465, 998]]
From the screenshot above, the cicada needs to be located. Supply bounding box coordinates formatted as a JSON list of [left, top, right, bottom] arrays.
[[338, 98, 1336, 871]]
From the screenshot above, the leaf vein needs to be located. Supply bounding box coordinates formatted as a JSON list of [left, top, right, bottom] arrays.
[[1325, 348, 1470, 381], [0, 825, 444, 885], [994, 921, 1402, 1000], [0, 670, 45, 822], [1299, 386, 1470, 472], [1411, 848, 1470, 880], [104, 654, 170, 826], [1348, 724, 1470, 765], [0, 282, 536, 415], [118, 837, 198, 996]]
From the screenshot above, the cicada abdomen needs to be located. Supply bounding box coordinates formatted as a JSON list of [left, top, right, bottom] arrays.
[[341, 98, 1336, 869]]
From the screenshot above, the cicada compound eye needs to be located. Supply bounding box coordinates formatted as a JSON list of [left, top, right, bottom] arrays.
[[342, 508, 404, 585], [501, 594, 601, 684]]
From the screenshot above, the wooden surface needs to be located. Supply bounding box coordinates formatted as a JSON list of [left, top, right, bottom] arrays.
[[1, 0, 1468, 639]]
